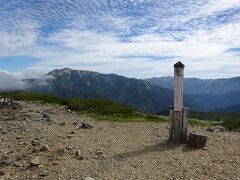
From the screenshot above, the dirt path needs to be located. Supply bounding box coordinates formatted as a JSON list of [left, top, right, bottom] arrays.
[[0, 101, 240, 180]]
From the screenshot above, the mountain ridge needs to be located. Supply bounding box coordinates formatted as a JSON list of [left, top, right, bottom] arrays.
[[24, 68, 201, 113]]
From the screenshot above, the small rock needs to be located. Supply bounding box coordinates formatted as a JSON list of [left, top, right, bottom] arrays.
[[92, 155, 99, 159], [19, 142, 26, 145], [79, 122, 93, 129], [4, 150, 14, 154], [75, 150, 85, 160], [65, 146, 72, 150], [213, 125, 225, 132], [85, 177, 95, 180], [59, 122, 66, 126], [14, 161, 23, 167], [0, 170, 5, 176], [40, 145, 50, 151], [70, 130, 75, 134], [32, 147, 39, 153], [1, 155, 11, 164], [1, 159, 13, 165], [39, 169, 49, 177], [203, 147, 208, 150], [16, 136, 22, 140], [55, 147, 65, 156], [2, 130, 7, 134], [206, 128, 214, 132], [31, 139, 40, 146], [73, 122, 78, 125], [42, 114, 49, 118], [77, 155, 85, 160], [30, 156, 41, 166], [67, 135, 73, 138], [53, 161, 59, 165], [75, 150, 81, 157], [188, 132, 208, 148], [96, 151, 103, 155]]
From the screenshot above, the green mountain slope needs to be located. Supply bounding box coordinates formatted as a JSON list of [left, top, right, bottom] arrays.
[[24, 68, 201, 113]]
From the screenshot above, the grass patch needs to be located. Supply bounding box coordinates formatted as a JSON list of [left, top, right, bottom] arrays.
[[1, 91, 63, 104], [64, 98, 135, 115], [94, 114, 168, 122], [1, 92, 239, 129], [222, 120, 240, 130], [1, 92, 166, 123], [189, 118, 212, 127]]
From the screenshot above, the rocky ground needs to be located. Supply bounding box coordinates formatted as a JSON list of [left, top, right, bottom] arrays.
[[0, 99, 240, 180]]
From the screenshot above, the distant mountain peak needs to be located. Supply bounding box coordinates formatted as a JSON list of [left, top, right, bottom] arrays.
[[48, 68, 99, 76]]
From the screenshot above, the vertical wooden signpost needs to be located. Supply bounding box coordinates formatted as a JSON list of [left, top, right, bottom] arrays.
[[169, 61, 188, 144]]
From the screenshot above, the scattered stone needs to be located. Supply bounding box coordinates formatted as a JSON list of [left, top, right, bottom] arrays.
[[203, 147, 208, 150], [19, 142, 26, 146], [4, 150, 14, 154], [70, 130, 75, 134], [92, 155, 99, 159], [213, 125, 225, 132], [96, 151, 103, 155], [42, 114, 49, 118], [73, 122, 78, 125], [206, 128, 214, 132], [75, 150, 81, 157], [14, 161, 23, 167], [67, 135, 73, 138], [66, 146, 72, 150], [1, 155, 12, 165], [75, 150, 85, 160], [188, 132, 208, 148], [85, 177, 95, 180], [39, 169, 49, 177], [206, 126, 225, 132], [2, 130, 8, 134], [40, 145, 50, 151], [53, 161, 59, 165], [16, 136, 22, 140], [0, 97, 20, 110], [1, 158, 13, 165], [31, 139, 40, 146], [30, 156, 42, 166], [0, 170, 5, 176], [55, 147, 65, 156], [59, 122, 66, 126], [79, 122, 93, 129], [32, 147, 39, 153]]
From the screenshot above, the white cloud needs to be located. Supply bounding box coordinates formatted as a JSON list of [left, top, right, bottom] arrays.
[[0, 71, 25, 91], [0, 0, 240, 79]]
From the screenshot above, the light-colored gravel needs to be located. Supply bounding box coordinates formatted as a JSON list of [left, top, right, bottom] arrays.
[[0, 101, 239, 180]]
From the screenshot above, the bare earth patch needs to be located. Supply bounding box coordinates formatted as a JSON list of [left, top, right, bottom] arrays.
[[0, 101, 239, 180]]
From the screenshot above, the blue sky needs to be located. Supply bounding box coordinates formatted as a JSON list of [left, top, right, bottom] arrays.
[[0, 0, 240, 79]]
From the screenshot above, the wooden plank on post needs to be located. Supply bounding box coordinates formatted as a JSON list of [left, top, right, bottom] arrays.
[[169, 106, 174, 141], [182, 107, 188, 143]]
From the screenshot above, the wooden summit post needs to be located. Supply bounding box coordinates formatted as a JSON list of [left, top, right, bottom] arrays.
[[169, 61, 188, 144]]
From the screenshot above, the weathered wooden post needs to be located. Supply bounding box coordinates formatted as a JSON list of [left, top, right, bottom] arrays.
[[169, 61, 188, 144]]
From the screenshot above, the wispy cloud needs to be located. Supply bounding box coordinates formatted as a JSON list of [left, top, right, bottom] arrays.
[[0, 70, 25, 91], [0, 0, 239, 78]]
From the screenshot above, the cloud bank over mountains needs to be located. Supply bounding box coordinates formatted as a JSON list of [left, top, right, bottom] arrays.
[[0, 71, 25, 91], [0, 0, 240, 78]]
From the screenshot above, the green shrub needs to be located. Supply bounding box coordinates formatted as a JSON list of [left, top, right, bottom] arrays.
[[1, 92, 63, 104], [222, 120, 240, 130], [63, 98, 135, 115], [189, 119, 212, 127]]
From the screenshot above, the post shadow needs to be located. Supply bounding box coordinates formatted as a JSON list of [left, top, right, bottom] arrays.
[[111, 141, 179, 160]]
